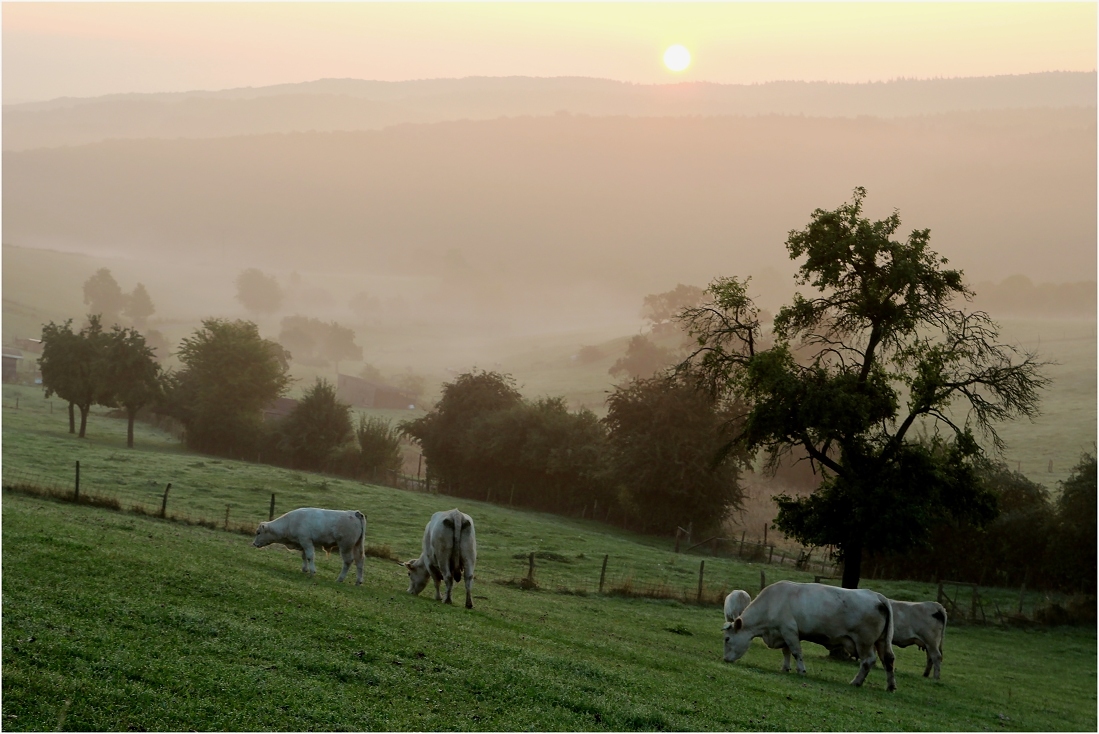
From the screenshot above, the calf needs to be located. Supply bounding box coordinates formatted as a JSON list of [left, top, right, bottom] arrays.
[[722, 580, 896, 691], [723, 589, 751, 624], [253, 507, 366, 584], [404, 509, 477, 608], [889, 599, 947, 679]]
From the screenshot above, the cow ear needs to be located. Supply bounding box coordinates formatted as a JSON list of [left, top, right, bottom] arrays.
[[733, 617, 743, 632], [721, 622, 732, 631]]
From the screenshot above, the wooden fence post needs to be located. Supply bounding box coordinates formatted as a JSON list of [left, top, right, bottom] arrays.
[[74, 460, 80, 500], [269, 493, 276, 521], [599, 554, 608, 593], [15, 396, 18, 409], [937, 581, 944, 606], [768, 545, 775, 564], [527, 552, 535, 584], [160, 483, 171, 518], [224, 505, 231, 530], [696, 561, 705, 603], [763, 523, 767, 547], [760, 569, 766, 594], [1017, 576, 1027, 615], [674, 527, 681, 553]]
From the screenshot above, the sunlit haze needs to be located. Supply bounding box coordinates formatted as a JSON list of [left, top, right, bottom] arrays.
[[3, 3, 1095, 102]]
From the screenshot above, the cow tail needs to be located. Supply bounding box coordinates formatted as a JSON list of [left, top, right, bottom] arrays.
[[450, 512, 463, 582], [355, 511, 367, 559]]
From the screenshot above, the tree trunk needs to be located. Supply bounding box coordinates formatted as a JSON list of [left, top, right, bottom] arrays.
[[841, 543, 862, 589], [68, 402, 76, 433], [126, 407, 136, 448], [78, 404, 90, 438]]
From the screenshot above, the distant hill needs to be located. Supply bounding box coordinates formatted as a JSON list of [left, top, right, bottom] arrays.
[[4, 72, 1094, 151], [4, 107, 1093, 292]]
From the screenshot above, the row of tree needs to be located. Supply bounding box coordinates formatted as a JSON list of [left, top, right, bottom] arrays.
[[866, 453, 1096, 593], [401, 370, 748, 536], [39, 315, 404, 480]]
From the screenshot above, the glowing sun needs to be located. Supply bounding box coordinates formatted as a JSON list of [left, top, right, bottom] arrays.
[[663, 44, 691, 72]]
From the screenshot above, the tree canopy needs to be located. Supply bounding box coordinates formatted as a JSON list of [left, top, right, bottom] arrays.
[[235, 269, 284, 315], [100, 325, 162, 448], [83, 269, 127, 326], [163, 318, 291, 457], [277, 378, 353, 471], [678, 188, 1048, 587], [39, 316, 110, 438]]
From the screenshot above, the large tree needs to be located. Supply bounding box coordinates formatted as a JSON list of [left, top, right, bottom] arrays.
[[678, 188, 1047, 588], [39, 316, 110, 438], [165, 319, 291, 456], [100, 325, 161, 448], [123, 283, 156, 329], [603, 376, 746, 535]]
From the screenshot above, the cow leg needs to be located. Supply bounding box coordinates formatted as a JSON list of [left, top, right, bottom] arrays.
[[849, 641, 877, 687], [779, 629, 806, 675], [876, 638, 897, 692], [781, 646, 792, 673], [463, 570, 474, 609], [336, 548, 352, 583], [925, 646, 942, 679], [301, 541, 317, 576], [355, 554, 365, 586], [442, 570, 454, 605], [431, 569, 443, 601]]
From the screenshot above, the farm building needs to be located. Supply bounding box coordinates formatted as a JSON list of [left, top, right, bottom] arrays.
[[2, 347, 24, 382], [337, 373, 415, 410]]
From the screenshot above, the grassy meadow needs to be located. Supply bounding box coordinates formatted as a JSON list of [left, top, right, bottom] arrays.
[[3, 395, 1097, 731]]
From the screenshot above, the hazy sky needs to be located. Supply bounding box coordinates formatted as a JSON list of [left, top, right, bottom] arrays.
[[3, 2, 1095, 104]]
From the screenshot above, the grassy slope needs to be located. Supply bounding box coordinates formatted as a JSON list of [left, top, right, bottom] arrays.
[[2, 401, 1097, 731]]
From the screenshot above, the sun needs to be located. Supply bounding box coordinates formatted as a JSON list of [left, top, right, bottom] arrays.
[[663, 44, 691, 72]]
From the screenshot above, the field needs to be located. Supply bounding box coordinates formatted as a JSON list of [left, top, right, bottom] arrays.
[[2, 397, 1097, 731]]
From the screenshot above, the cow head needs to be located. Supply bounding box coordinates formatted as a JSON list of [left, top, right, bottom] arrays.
[[723, 617, 751, 663], [404, 558, 429, 595], [252, 522, 273, 548]]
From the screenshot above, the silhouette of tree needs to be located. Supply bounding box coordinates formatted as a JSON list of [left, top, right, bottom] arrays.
[[164, 319, 291, 456], [39, 316, 110, 438], [642, 283, 705, 336], [278, 378, 353, 471], [679, 188, 1047, 588], [608, 335, 676, 380], [83, 269, 127, 326], [101, 325, 161, 448], [235, 268, 284, 315], [123, 283, 156, 329]]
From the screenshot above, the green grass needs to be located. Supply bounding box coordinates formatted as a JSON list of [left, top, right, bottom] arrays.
[[3, 400, 1097, 731]]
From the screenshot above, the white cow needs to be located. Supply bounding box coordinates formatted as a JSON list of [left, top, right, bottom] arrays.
[[723, 589, 752, 623], [722, 580, 897, 691], [404, 509, 477, 609], [253, 507, 366, 584], [889, 600, 947, 679]]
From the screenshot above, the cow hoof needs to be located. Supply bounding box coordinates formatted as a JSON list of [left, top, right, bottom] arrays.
[[444, 598, 453, 605], [466, 601, 473, 609]]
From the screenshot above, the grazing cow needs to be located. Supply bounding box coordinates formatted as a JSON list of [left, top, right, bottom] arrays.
[[404, 509, 477, 608], [253, 507, 366, 584], [722, 580, 897, 691], [723, 589, 752, 623], [889, 600, 947, 679]]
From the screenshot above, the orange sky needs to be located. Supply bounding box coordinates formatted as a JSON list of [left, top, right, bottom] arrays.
[[3, 3, 1096, 103]]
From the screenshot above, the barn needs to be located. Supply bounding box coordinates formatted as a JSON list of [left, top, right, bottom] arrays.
[[2, 347, 24, 382]]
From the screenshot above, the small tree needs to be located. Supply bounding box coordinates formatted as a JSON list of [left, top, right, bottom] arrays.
[[608, 335, 676, 380], [278, 378, 353, 471], [123, 283, 156, 329], [356, 415, 404, 480], [642, 284, 705, 336], [164, 319, 291, 457], [39, 316, 110, 438], [83, 269, 127, 326], [320, 321, 363, 374], [100, 325, 161, 448], [1050, 452, 1097, 592], [603, 376, 746, 535], [678, 188, 1048, 588], [401, 371, 523, 494], [235, 268, 284, 315]]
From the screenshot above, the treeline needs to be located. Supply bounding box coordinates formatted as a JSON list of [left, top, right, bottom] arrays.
[[866, 454, 1097, 593], [401, 370, 747, 537]]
